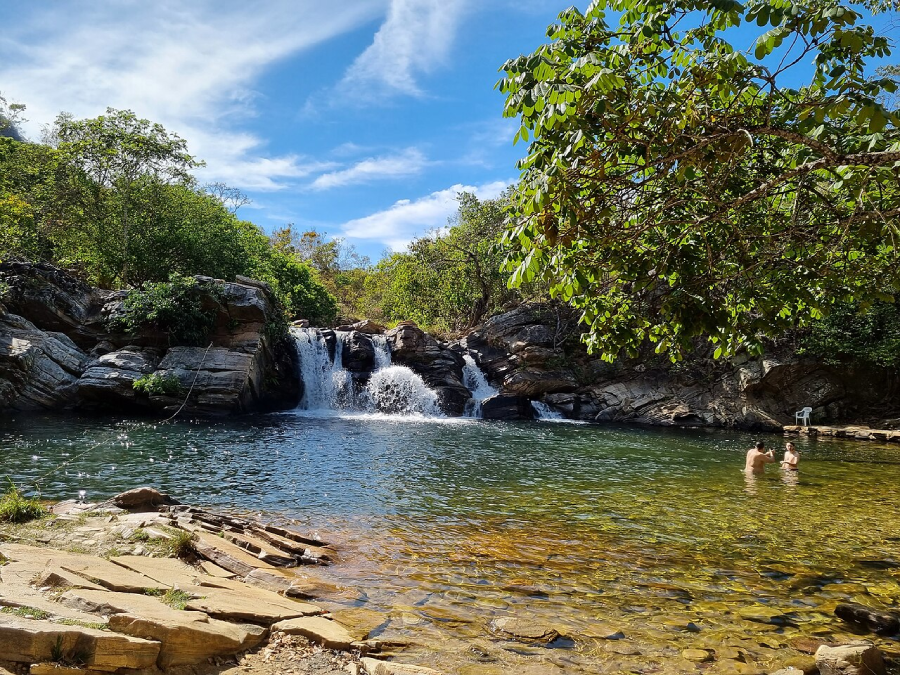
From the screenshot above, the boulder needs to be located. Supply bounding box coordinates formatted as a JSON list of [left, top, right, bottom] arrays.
[[110, 487, 179, 511], [342, 331, 376, 374], [108, 612, 266, 668], [481, 395, 535, 420], [75, 347, 159, 408], [0, 313, 89, 410], [349, 320, 386, 335], [491, 617, 559, 643], [272, 616, 355, 650], [834, 603, 899, 636], [502, 370, 577, 397], [815, 642, 886, 675]]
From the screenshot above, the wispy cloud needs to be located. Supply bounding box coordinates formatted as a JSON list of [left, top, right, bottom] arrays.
[[339, 180, 509, 251], [310, 147, 427, 190], [0, 0, 383, 191], [337, 0, 469, 100]]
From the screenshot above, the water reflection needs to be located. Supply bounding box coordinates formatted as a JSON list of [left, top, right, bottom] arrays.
[[1, 413, 899, 673]]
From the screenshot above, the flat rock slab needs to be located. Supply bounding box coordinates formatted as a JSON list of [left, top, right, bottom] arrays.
[[330, 608, 388, 641], [59, 588, 190, 619], [192, 530, 275, 577], [110, 555, 206, 588], [0, 544, 161, 593], [108, 611, 267, 668], [184, 586, 321, 623], [198, 561, 235, 578], [491, 617, 559, 642], [243, 567, 348, 600], [360, 658, 442, 675], [273, 616, 355, 650], [0, 582, 108, 625], [0, 615, 159, 670]]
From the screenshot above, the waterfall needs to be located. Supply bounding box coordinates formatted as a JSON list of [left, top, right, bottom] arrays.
[[291, 327, 443, 417], [461, 354, 498, 418], [531, 400, 564, 420]]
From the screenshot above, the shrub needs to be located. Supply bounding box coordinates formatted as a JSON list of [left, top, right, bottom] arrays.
[[133, 373, 183, 397], [109, 273, 220, 346], [0, 484, 46, 524], [800, 302, 900, 368]]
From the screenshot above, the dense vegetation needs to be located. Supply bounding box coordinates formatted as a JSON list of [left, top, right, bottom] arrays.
[[0, 106, 338, 325], [499, 0, 900, 361]]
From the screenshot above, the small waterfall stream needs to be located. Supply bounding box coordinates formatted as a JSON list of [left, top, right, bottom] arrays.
[[462, 354, 498, 418]]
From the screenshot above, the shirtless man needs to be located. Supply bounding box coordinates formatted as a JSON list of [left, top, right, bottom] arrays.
[[781, 442, 800, 471], [745, 441, 775, 475]]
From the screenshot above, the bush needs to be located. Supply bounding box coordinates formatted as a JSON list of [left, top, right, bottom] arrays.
[[0, 484, 47, 523], [109, 273, 219, 346], [133, 373, 183, 396]]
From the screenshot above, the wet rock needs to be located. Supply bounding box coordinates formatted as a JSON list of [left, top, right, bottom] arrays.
[[491, 617, 559, 643], [111, 487, 179, 511], [682, 648, 713, 662], [385, 323, 470, 416], [481, 394, 535, 420], [834, 602, 900, 636], [815, 642, 886, 675], [342, 331, 376, 374], [361, 658, 442, 675], [790, 637, 830, 655], [502, 370, 577, 397]]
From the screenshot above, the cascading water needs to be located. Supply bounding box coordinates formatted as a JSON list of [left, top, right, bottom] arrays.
[[531, 400, 565, 420], [461, 354, 498, 418], [292, 327, 443, 417]]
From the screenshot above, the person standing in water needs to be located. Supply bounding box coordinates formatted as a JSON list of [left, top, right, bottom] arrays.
[[745, 441, 775, 474], [781, 442, 800, 471]]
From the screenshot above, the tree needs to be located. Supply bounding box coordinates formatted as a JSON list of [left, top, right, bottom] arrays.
[[499, 0, 900, 361], [52, 108, 202, 284]]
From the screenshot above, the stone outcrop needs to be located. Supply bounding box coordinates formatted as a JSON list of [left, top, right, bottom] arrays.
[[815, 641, 886, 675], [0, 261, 300, 416], [454, 302, 900, 428], [385, 322, 471, 416]]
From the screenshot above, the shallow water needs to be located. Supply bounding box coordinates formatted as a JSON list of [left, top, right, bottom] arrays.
[[2, 412, 899, 673]]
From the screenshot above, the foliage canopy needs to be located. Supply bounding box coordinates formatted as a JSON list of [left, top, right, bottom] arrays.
[[499, 0, 900, 361]]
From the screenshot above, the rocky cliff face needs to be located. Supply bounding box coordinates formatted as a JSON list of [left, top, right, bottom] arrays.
[[0, 261, 299, 416], [454, 303, 900, 428]]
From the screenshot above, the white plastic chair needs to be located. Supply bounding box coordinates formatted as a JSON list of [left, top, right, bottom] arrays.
[[795, 406, 812, 426]]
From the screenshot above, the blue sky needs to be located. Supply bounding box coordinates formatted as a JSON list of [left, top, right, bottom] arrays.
[[1, 1, 895, 260], [0, 0, 570, 259]]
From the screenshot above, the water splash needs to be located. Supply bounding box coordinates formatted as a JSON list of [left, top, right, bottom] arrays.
[[462, 354, 498, 418], [292, 327, 443, 417], [531, 400, 565, 420]]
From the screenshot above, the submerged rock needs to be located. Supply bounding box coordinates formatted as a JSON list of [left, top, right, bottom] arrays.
[[834, 602, 899, 636], [481, 394, 535, 420], [815, 642, 886, 675]]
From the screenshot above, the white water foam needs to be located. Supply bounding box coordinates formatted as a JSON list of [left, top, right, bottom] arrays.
[[292, 327, 444, 418], [461, 354, 498, 418]]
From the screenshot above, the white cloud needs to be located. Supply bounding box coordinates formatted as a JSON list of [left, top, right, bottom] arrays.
[[309, 147, 427, 190], [0, 1, 384, 190], [338, 0, 469, 100], [339, 180, 509, 251]]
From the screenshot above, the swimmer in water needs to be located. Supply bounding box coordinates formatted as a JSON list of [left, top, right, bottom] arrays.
[[745, 441, 775, 475], [781, 441, 800, 471]]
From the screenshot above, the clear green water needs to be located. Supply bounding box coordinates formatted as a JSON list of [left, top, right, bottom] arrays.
[[2, 412, 899, 673]]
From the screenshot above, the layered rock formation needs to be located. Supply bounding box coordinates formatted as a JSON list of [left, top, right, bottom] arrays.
[[0, 261, 299, 415], [455, 303, 900, 428]]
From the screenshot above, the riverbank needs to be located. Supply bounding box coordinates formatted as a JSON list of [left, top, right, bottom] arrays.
[[0, 488, 437, 675]]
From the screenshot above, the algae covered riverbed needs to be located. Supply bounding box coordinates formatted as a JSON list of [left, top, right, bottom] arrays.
[[2, 412, 899, 673]]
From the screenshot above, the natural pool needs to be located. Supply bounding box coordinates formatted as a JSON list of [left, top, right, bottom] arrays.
[[2, 412, 899, 674]]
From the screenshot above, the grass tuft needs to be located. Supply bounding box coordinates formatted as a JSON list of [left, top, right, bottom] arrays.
[[0, 484, 47, 524], [160, 588, 193, 610], [1, 605, 51, 620]]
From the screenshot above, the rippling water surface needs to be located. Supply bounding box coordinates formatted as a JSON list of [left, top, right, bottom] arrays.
[[2, 412, 899, 673]]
